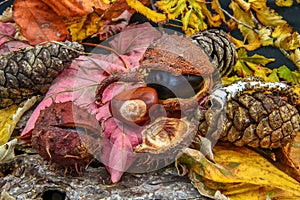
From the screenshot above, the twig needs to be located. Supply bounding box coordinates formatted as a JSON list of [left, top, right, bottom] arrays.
[[0, 0, 10, 6], [279, 48, 291, 60], [219, 6, 257, 33]]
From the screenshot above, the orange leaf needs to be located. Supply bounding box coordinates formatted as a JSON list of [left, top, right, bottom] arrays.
[[41, 0, 110, 17], [13, 0, 68, 45]]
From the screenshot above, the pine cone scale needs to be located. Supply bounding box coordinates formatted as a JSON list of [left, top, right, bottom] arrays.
[[0, 41, 83, 108]]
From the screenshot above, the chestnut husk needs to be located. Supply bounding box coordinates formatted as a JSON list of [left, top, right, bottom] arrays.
[[31, 102, 103, 175]]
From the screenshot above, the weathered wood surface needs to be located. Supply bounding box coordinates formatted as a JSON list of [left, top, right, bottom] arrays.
[[0, 153, 207, 200]]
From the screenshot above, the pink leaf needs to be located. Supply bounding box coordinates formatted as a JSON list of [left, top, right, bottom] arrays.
[[0, 41, 30, 54], [109, 23, 161, 55], [0, 22, 16, 46], [108, 132, 134, 183], [0, 22, 30, 54], [21, 23, 161, 182]]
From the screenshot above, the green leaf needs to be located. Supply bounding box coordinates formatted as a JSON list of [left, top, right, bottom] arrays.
[[238, 49, 275, 66], [278, 65, 300, 85], [267, 70, 280, 82], [182, 8, 192, 31]]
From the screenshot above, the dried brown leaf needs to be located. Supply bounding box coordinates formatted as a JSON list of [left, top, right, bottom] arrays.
[[13, 0, 68, 45]]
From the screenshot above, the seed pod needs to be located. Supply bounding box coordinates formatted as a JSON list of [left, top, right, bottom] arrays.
[[31, 101, 102, 175], [199, 79, 300, 149], [0, 41, 83, 108], [131, 116, 197, 173], [190, 29, 237, 77]]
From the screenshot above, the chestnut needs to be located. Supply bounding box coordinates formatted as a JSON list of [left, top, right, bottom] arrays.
[[146, 69, 204, 99], [110, 87, 159, 125]]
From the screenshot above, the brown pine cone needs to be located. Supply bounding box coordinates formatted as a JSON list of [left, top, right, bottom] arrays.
[[190, 29, 237, 77], [199, 79, 300, 149], [0, 41, 83, 108]]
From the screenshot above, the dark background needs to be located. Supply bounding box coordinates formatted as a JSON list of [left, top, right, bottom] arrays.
[[1, 0, 300, 70]]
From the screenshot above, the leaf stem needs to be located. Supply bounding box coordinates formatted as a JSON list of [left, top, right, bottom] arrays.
[[82, 42, 129, 70]]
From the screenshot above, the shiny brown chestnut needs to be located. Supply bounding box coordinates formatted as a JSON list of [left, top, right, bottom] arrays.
[[110, 87, 159, 125]]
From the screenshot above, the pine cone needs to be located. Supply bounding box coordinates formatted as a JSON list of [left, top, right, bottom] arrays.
[[190, 29, 237, 77], [0, 41, 83, 108], [199, 79, 300, 149]]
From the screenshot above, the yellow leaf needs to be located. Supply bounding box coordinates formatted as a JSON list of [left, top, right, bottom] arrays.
[[276, 0, 293, 7], [229, 1, 261, 50], [238, 48, 275, 66], [234, 0, 251, 11], [230, 36, 261, 51], [156, 0, 186, 19], [69, 12, 102, 42], [250, 0, 286, 27], [290, 49, 300, 70], [267, 70, 280, 82], [177, 145, 300, 200], [192, 0, 221, 27], [0, 96, 38, 146], [185, 10, 207, 35], [271, 23, 299, 49], [258, 27, 273, 46], [233, 60, 253, 77], [0, 105, 18, 145], [211, 0, 225, 21], [272, 23, 293, 39], [222, 75, 242, 86], [126, 0, 166, 22]]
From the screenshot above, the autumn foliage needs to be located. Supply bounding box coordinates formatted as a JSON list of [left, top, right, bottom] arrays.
[[1, 0, 300, 199]]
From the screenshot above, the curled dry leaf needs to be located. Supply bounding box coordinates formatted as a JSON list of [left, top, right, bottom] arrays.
[[0, 6, 13, 23], [176, 144, 300, 200], [0, 138, 18, 163], [13, 0, 68, 45]]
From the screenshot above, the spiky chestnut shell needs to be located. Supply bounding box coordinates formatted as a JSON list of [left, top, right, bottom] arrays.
[[0, 41, 83, 108], [31, 101, 102, 174], [199, 78, 300, 149]]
